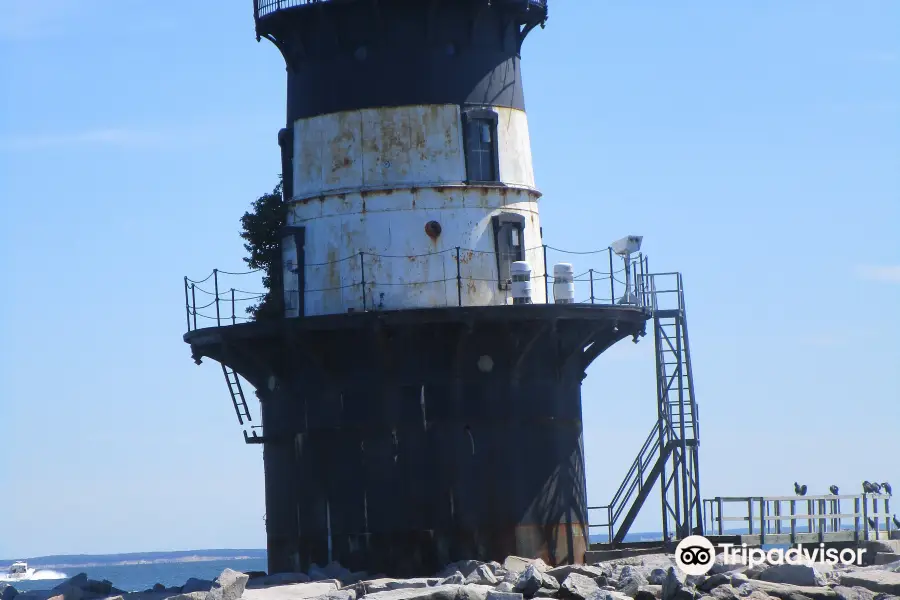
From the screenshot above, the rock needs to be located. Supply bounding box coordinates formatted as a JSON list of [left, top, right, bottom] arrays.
[[647, 571, 667, 586], [592, 592, 633, 600], [363, 579, 438, 593], [56, 576, 89, 591], [504, 573, 522, 586], [439, 573, 466, 586], [438, 563, 488, 579], [1, 584, 18, 600], [660, 568, 682, 600], [242, 581, 341, 600], [757, 565, 827, 588], [561, 573, 601, 600], [616, 568, 649, 598], [634, 589, 658, 600], [166, 593, 209, 600], [497, 584, 517, 594], [487, 592, 523, 600], [181, 579, 214, 594], [515, 566, 545, 598], [737, 581, 837, 600], [698, 575, 731, 593], [488, 564, 506, 576], [466, 566, 499, 586], [362, 585, 472, 600], [247, 573, 312, 589], [838, 572, 900, 596], [832, 585, 875, 600], [310, 591, 356, 600], [547, 566, 610, 585], [505, 559, 550, 575]]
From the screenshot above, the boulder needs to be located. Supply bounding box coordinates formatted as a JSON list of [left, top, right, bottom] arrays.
[[1, 584, 18, 600], [165, 593, 209, 600], [207, 570, 249, 600], [698, 574, 731, 593], [616, 567, 649, 598], [437, 563, 488, 579], [546, 566, 609, 585], [647, 571, 667, 586], [592, 592, 633, 600], [560, 574, 600, 600], [757, 565, 828, 587], [496, 585, 517, 594], [246, 573, 311, 589], [736, 581, 837, 600], [361, 585, 463, 600], [505, 559, 550, 575], [363, 579, 438, 594], [242, 581, 340, 600], [309, 591, 356, 600], [466, 566, 499, 586], [56, 576, 89, 591], [833, 588, 877, 600], [515, 566, 544, 598], [181, 579, 214, 594], [439, 573, 466, 586], [634, 588, 659, 600], [660, 569, 682, 600], [487, 592, 523, 600], [838, 572, 900, 596]]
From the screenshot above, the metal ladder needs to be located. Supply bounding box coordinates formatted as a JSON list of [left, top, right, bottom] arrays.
[[222, 364, 252, 426], [597, 273, 702, 544]]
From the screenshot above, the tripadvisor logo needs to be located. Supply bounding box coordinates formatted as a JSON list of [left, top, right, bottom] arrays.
[[674, 536, 868, 575]]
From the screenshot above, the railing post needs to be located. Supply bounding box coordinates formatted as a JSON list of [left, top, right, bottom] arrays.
[[184, 277, 191, 332], [863, 494, 869, 540], [818, 499, 825, 542], [790, 500, 796, 544], [608, 247, 615, 304], [214, 269, 221, 327], [589, 269, 595, 304], [748, 498, 754, 535], [231, 288, 236, 325], [191, 283, 197, 330], [360, 252, 367, 311], [775, 500, 781, 534], [542, 244, 549, 303], [854, 496, 861, 542], [760, 497, 766, 543], [717, 497, 723, 535], [456, 247, 462, 307]]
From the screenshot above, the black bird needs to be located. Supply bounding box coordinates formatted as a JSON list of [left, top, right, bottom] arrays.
[[867, 517, 878, 530], [892, 514, 900, 529], [794, 482, 808, 496], [829, 485, 839, 495], [863, 481, 875, 493], [883, 482, 892, 496], [872, 482, 884, 493]]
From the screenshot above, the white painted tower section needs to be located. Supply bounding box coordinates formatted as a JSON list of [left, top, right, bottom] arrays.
[[282, 104, 544, 317]]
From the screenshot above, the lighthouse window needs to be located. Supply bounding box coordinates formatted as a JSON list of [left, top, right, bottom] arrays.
[[462, 109, 500, 183], [492, 213, 526, 290]]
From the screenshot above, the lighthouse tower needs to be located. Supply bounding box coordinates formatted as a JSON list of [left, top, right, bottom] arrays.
[[185, 0, 651, 576]]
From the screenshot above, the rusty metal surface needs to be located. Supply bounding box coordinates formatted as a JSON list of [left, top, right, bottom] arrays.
[[187, 306, 648, 576]]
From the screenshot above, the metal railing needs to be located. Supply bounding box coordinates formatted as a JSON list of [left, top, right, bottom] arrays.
[[254, 0, 548, 21], [183, 245, 652, 333], [704, 493, 894, 543]]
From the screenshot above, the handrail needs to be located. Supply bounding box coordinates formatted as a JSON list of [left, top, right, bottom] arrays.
[[255, 0, 549, 21], [182, 245, 668, 333]]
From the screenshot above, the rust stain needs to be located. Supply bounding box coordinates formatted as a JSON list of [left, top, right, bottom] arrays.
[[424, 220, 442, 240]]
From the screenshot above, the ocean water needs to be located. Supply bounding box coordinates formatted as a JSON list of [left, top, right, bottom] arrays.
[[3, 558, 268, 594]]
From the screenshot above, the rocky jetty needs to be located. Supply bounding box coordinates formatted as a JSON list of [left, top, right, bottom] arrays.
[[4, 547, 900, 600]]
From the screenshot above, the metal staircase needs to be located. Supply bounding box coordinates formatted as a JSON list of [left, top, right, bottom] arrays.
[[594, 272, 702, 544]]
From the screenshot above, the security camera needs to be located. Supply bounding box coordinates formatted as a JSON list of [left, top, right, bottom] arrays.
[[610, 235, 643, 257]]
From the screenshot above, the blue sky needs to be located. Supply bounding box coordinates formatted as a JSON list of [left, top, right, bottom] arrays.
[[1, 1, 897, 559]]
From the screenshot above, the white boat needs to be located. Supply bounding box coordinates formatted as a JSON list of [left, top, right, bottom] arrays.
[[7, 561, 28, 579]]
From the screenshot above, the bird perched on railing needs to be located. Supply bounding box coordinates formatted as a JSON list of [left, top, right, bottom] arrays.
[[893, 514, 900, 529], [883, 482, 892, 496], [872, 482, 883, 493], [829, 485, 839, 495], [863, 481, 876, 493], [794, 482, 808, 496], [867, 517, 878, 530]]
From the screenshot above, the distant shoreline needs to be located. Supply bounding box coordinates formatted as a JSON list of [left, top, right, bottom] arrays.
[[0, 550, 267, 570]]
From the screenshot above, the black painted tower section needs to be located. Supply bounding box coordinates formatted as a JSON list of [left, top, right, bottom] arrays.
[[187, 307, 648, 575]]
